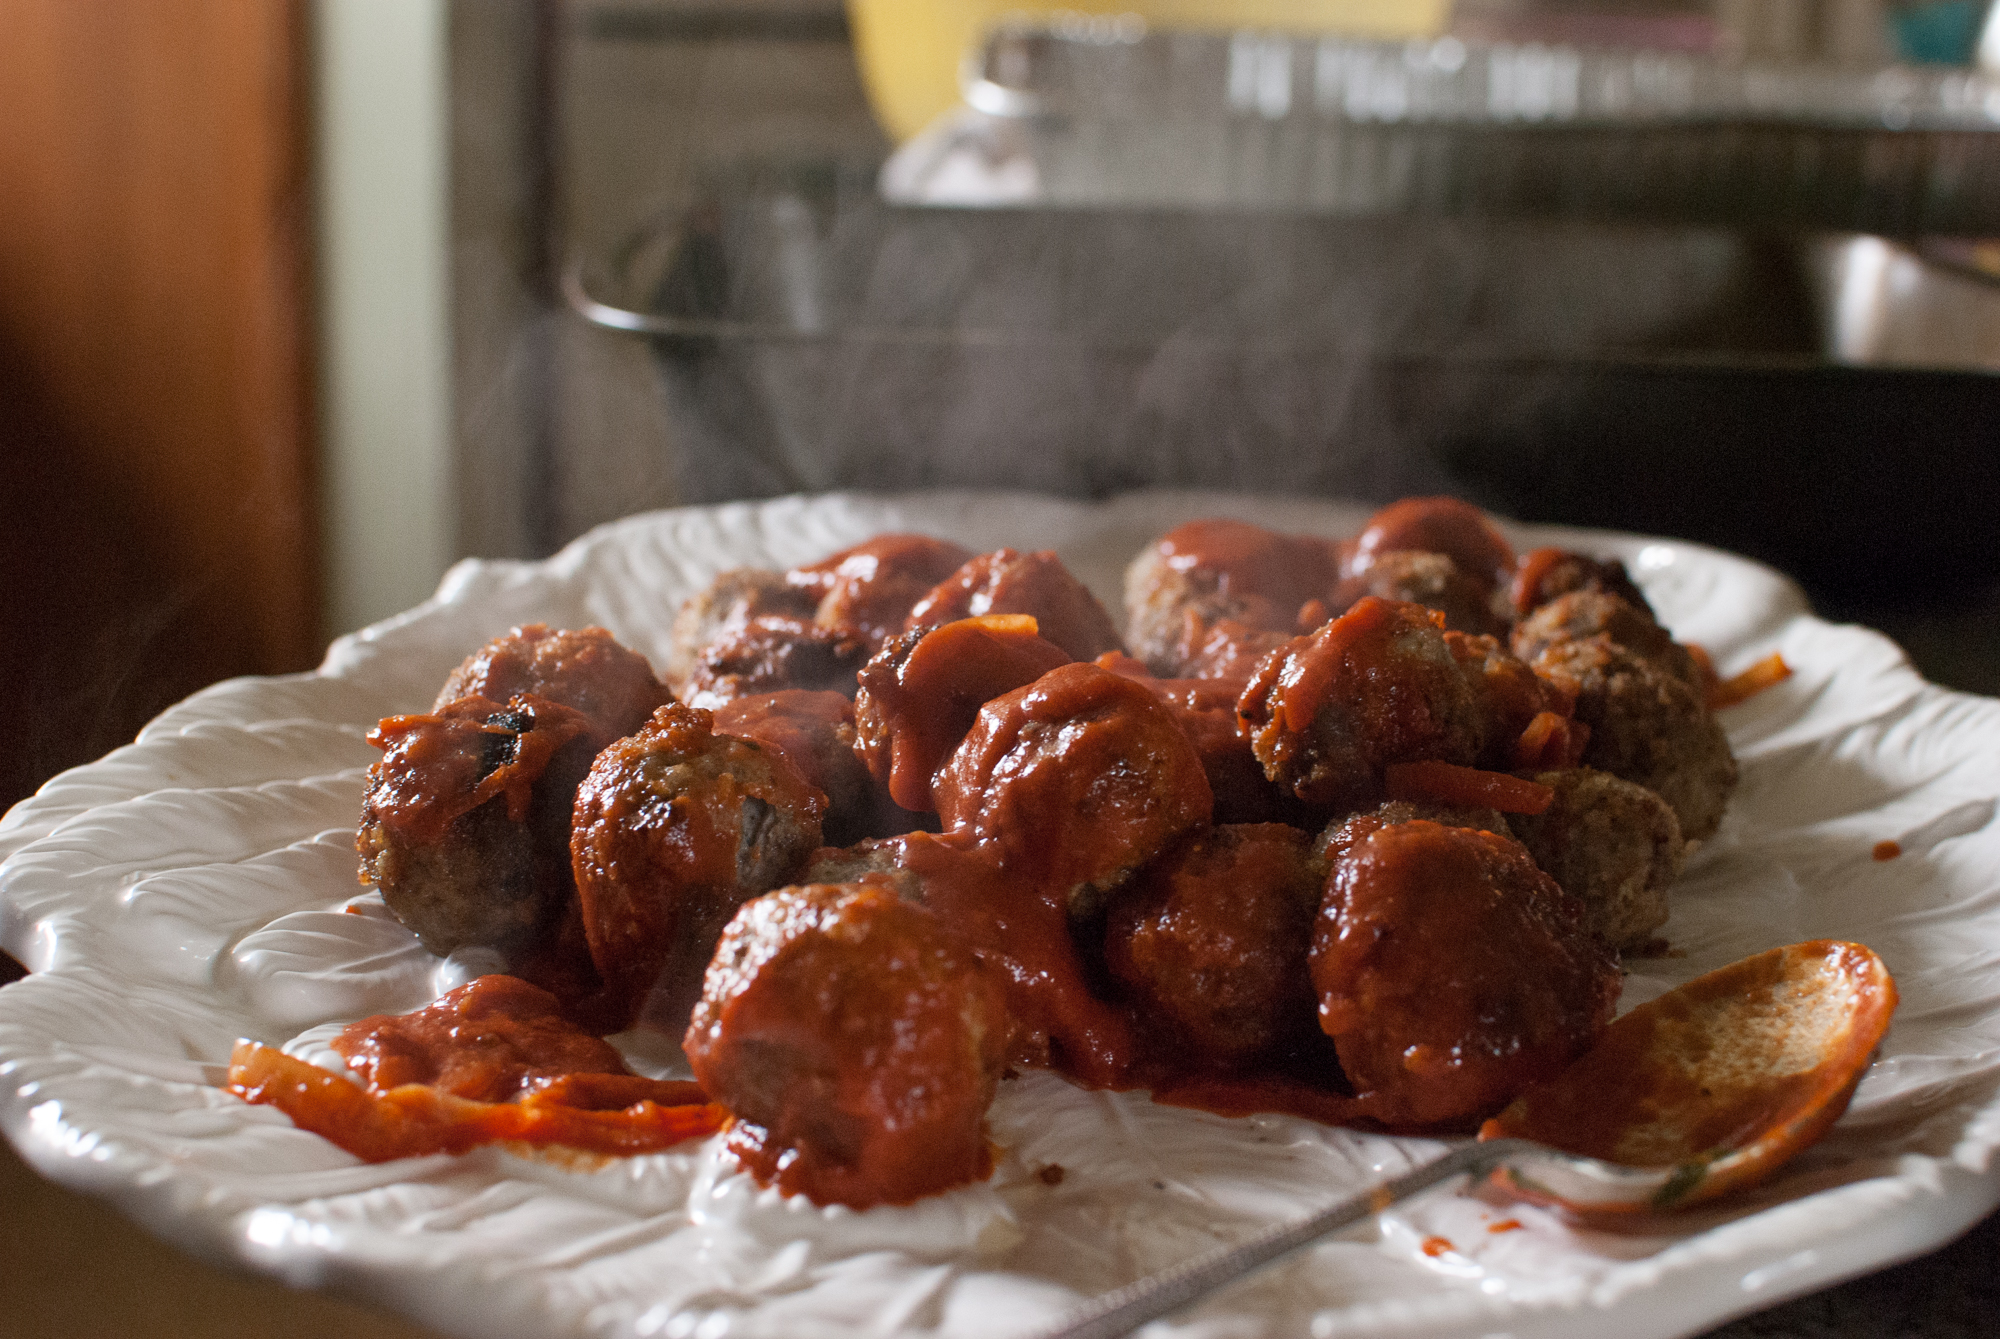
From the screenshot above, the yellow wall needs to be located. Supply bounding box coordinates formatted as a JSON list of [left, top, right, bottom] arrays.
[[848, 0, 1453, 140]]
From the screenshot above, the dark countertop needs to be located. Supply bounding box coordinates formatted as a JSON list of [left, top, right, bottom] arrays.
[[1703, 1207, 2000, 1339]]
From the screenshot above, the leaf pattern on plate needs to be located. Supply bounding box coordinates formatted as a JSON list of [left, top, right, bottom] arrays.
[[2, 491, 1998, 1339]]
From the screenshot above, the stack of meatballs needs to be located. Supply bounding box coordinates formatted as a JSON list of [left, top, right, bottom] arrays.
[[354, 498, 1738, 1208]]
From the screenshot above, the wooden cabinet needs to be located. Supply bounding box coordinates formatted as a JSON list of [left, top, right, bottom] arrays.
[[0, 0, 318, 807]]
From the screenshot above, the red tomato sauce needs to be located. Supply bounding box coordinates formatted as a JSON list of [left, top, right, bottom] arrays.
[[227, 976, 723, 1161]]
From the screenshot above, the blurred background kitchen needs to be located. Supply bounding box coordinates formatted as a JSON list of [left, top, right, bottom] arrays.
[[6, 4, 2000, 1335], [8, 0, 2000, 816]]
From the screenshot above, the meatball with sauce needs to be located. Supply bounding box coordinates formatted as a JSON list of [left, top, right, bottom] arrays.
[[1311, 799, 1513, 871], [358, 693, 601, 959], [853, 616, 1072, 813], [1346, 496, 1516, 593], [804, 829, 1146, 1085], [666, 570, 816, 695], [906, 548, 1123, 662], [1122, 519, 1342, 676], [1312, 820, 1620, 1130], [679, 617, 871, 708], [802, 836, 933, 903], [786, 533, 975, 651], [1509, 547, 1654, 621], [1094, 652, 1310, 826], [1329, 550, 1507, 636], [1172, 618, 1294, 683], [1508, 768, 1685, 951], [1445, 630, 1587, 772], [711, 689, 917, 846], [570, 702, 825, 1030], [1104, 824, 1322, 1070], [685, 882, 1009, 1209], [439, 624, 672, 740], [1512, 589, 1702, 691], [935, 662, 1213, 915], [1237, 597, 1483, 814], [1528, 634, 1736, 842]]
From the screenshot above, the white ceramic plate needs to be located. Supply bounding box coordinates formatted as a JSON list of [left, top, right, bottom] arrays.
[[4, 491, 1999, 1339]]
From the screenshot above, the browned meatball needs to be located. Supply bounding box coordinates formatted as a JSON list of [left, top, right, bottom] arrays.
[[843, 830, 1147, 1085], [1347, 497, 1516, 592], [907, 548, 1123, 662], [1445, 630, 1586, 772], [1508, 768, 1685, 951], [570, 703, 824, 1031], [1311, 799, 1513, 871], [1530, 635, 1736, 842], [1312, 820, 1620, 1130], [935, 663, 1213, 913], [1512, 590, 1701, 690], [1094, 652, 1309, 826], [1238, 597, 1483, 814], [1104, 824, 1321, 1069], [787, 533, 975, 651], [1173, 618, 1294, 683], [1329, 551, 1507, 636], [802, 836, 933, 903], [1122, 519, 1341, 676], [666, 570, 815, 695], [438, 625, 672, 740], [853, 617, 1071, 813], [358, 693, 600, 958], [686, 882, 1008, 1209], [1509, 547, 1654, 620], [710, 689, 915, 847], [679, 617, 871, 707]]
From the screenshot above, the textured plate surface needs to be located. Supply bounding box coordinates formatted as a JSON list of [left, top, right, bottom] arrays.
[[4, 490, 2000, 1339]]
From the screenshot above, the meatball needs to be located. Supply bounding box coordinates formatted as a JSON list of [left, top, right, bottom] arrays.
[[1508, 768, 1686, 951], [1312, 820, 1620, 1130], [935, 662, 1213, 913], [685, 882, 1008, 1209], [1330, 550, 1507, 636], [907, 548, 1123, 662], [1530, 635, 1736, 842], [679, 616, 871, 707], [1172, 618, 1294, 683], [802, 836, 933, 903], [1238, 597, 1484, 814], [787, 533, 975, 651], [1104, 824, 1321, 1069], [1512, 590, 1701, 690], [1095, 652, 1308, 826], [1445, 630, 1586, 772], [666, 570, 815, 695], [856, 829, 1145, 1085], [438, 624, 672, 740], [1311, 799, 1513, 871], [710, 690, 909, 847], [570, 703, 824, 1031], [1123, 519, 1341, 675], [853, 616, 1072, 813], [1347, 497, 1516, 592], [1509, 547, 1654, 621], [358, 693, 600, 958]]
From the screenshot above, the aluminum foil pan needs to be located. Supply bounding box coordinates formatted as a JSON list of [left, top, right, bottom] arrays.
[[881, 25, 2000, 233]]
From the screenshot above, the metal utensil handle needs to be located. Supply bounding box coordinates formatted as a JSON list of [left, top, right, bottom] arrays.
[[1027, 1140, 1526, 1339]]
